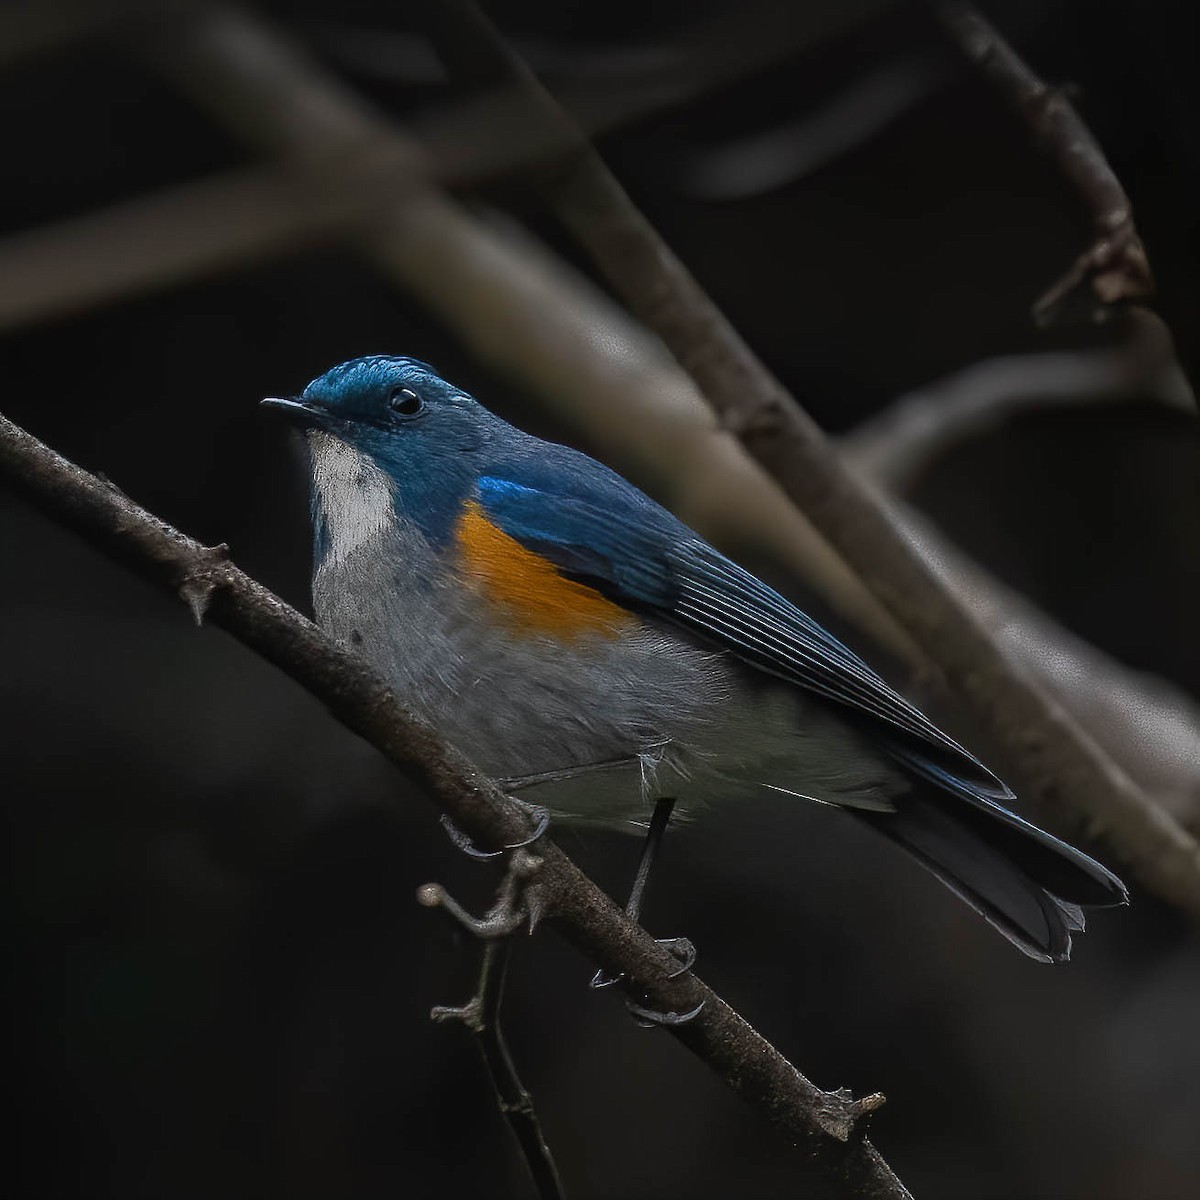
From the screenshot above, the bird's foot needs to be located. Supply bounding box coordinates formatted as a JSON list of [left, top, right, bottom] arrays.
[[590, 936, 702, 1026], [589, 935, 696, 989], [439, 799, 550, 861], [625, 995, 706, 1028]]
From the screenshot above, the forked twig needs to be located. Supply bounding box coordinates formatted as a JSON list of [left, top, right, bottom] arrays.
[[421, 851, 565, 1200]]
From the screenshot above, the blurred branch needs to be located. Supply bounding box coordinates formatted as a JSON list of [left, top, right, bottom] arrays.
[[0, 0, 149, 66], [683, 52, 947, 200], [422, 2, 1200, 917], [842, 308, 1195, 490], [841, 327, 1200, 831], [423, 851, 566, 1200], [314, 22, 690, 88], [0, 408, 907, 1198], [0, 162, 386, 332], [846, 500, 1200, 835], [933, 2, 1154, 326], [415, 0, 898, 189]]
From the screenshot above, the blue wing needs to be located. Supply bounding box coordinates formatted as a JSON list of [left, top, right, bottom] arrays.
[[472, 459, 1006, 799], [473, 454, 1127, 943]]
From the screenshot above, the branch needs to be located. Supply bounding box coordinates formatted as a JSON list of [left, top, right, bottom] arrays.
[[839, 335, 1200, 833], [847, 500, 1200, 836], [0, 0, 149, 67], [0, 162, 395, 333], [0, 409, 907, 1196], [841, 308, 1194, 490], [421, 3, 1200, 919], [0, 0, 896, 334], [933, 1, 1154, 325], [423, 851, 566, 1200]]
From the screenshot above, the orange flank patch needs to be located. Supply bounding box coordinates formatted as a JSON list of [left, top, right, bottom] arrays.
[[454, 501, 634, 639]]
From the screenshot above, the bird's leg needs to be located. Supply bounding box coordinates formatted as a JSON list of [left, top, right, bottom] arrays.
[[624, 795, 675, 924], [590, 797, 699, 1022], [439, 794, 550, 861], [459, 750, 660, 861]]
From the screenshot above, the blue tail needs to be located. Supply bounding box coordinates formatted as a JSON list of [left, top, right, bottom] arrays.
[[859, 752, 1127, 961]]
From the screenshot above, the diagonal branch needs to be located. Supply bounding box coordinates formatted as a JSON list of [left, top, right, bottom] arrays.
[[841, 500, 1200, 838], [0, 409, 907, 1197], [933, 1, 1154, 325], [419, 2, 1200, 919]]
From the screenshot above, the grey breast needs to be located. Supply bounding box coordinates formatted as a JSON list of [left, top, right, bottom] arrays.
[[305, 434, 740, 824], [306, 433, 905, 826]]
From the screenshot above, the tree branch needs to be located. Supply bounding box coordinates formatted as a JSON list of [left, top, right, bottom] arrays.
[[0, 161, 402, 333], [423, 851, 566, 1200], [933, 1, 1154, 325], [841, 308, 1193, 490], [420, 2, 1200, 919], [843, 498, 1200, 837], [839, 330, 1200, 833], [0, 409, 907, 1196]]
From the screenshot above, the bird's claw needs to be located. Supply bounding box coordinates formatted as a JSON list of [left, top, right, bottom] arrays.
[[440, 812, 504, 860], [590, 935, 700, 1030], [657, 936, 697, 979], [625, 997, 706, 1028], [590, 934, 696, 990], [622, 934, 703, 1026], [439, 801, 550, 861]]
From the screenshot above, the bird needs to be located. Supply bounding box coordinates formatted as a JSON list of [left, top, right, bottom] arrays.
[[263, 354, 1127, 965]]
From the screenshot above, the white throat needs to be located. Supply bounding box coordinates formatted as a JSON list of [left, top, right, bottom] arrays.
[[307, 431, 396, 568]]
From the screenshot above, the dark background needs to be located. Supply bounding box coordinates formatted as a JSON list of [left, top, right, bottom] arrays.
[[3, 1, 1198, 1197]]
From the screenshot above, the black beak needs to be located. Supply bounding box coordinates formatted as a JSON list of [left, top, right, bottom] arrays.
[[260, 396, 326, 428]]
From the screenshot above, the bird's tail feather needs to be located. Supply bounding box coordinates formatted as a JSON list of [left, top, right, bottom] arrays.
[[857, 793, 1124, 962]]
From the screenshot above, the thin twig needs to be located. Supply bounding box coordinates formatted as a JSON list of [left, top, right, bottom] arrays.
[[0, 409, 907, 1197], [933, 1, 1154, 324], [424, 852, 566, 1200], [841, 308, 1193, 489], [423, 0, 1200, 920]]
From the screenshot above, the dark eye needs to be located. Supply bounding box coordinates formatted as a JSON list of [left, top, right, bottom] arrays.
[[388, 386, 424, 417]]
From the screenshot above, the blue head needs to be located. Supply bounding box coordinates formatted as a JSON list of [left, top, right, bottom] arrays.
[[266, 355, 502, 455], [264, 355, 511, 542]]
